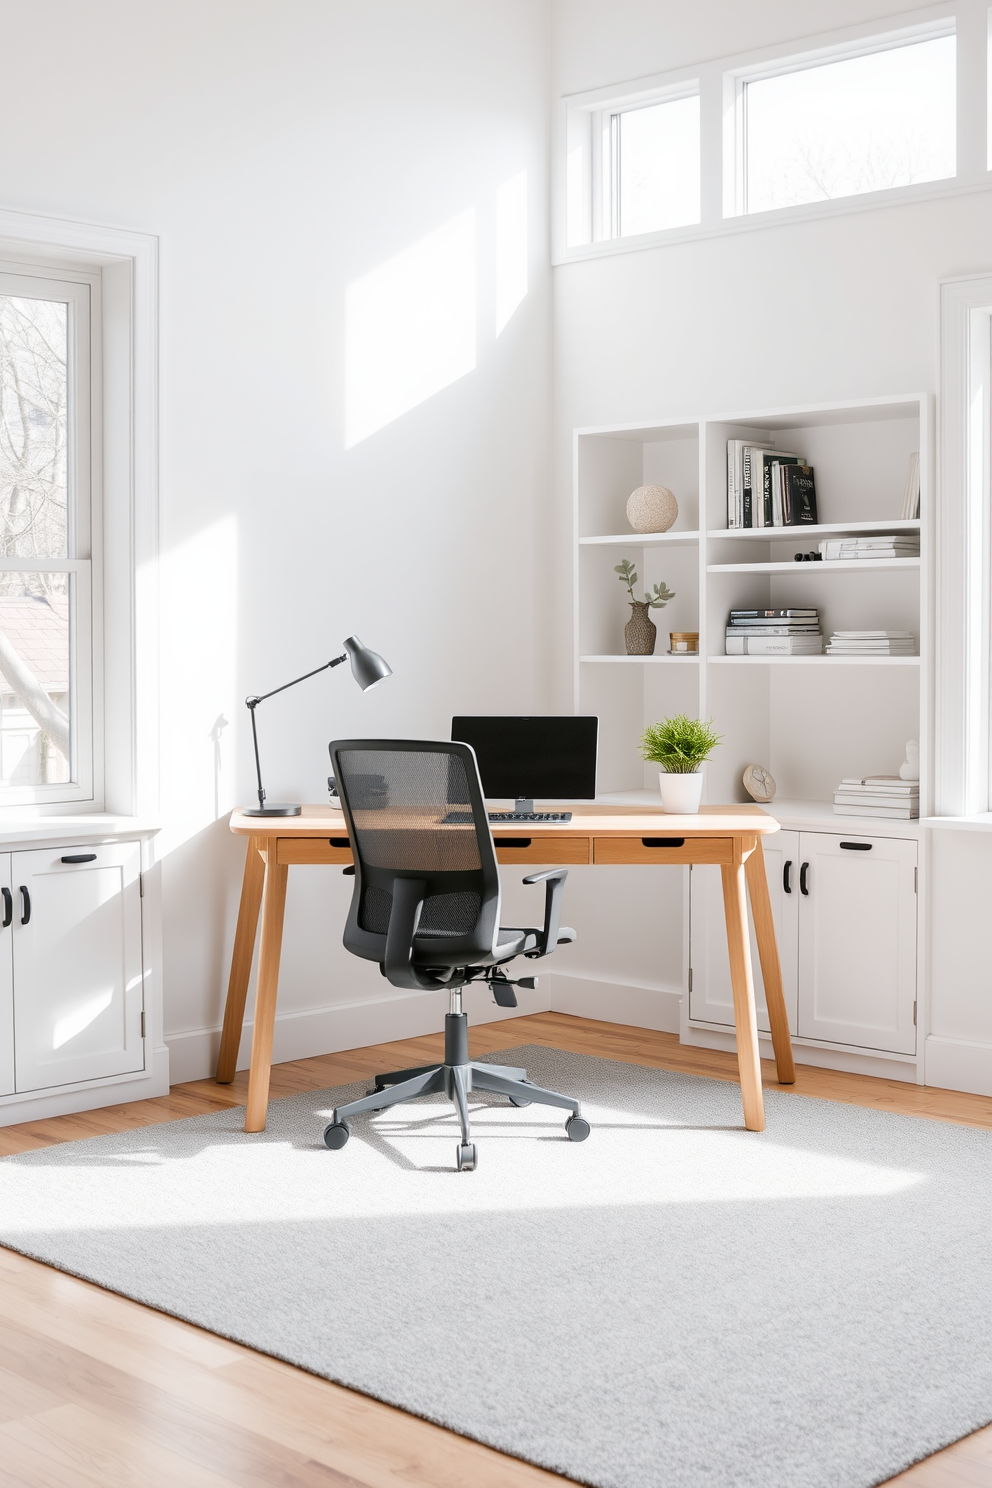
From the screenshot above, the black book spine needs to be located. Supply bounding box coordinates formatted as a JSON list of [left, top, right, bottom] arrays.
[[784, 465, 817, 525]]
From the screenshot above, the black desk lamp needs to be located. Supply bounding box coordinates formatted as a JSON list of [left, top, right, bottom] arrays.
[[244, 634, 392, 817]]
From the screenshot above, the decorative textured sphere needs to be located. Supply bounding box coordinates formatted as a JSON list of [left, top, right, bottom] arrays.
[[626, 484, 678, 534]]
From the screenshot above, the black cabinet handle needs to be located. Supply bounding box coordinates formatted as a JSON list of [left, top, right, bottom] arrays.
[[328, 838, 350, 848], [783, 860, 792, 894], [20, 886, 30, 924], [799, 862, 809, 896], [61, 853, 97, 864], [641, 837, 685, 848], [840, 841, 872, 851], [1, 887, 10, 928]]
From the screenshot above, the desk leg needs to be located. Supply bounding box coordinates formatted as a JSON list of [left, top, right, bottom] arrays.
[[720, 860, 765, 1133], [745, 839, 796, 1086], [216, 838, 266, 1084], [245, 841, 289, 1133]]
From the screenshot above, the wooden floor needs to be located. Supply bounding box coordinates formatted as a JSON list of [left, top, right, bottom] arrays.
[[2, 1012, 992, 1487]]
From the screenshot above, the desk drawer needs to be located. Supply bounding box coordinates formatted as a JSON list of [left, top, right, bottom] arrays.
[[277, 837, 353, 866], [495, 837, 591, 865], [593, 836, 732, 866]]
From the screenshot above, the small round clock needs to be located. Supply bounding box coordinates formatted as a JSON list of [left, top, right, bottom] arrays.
[[743, 764, 776, 803]]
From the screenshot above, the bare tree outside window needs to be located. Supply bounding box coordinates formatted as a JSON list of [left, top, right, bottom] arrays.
[[0, 295, 71, 786]]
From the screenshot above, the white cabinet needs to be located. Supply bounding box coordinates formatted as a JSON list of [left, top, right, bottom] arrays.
[[689, 831, 799, 1034], [796, 832, 917, 1055], [0, 842, 143, 1094], [689, 829, 917, 1057]]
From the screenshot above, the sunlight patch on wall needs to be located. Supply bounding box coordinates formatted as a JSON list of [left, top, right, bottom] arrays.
[[156, 515, 238, 857], [344, 210, 476, 448], [495, 170, 528, 335]]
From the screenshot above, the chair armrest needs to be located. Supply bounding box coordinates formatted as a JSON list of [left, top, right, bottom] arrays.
[[383, 877, 448, 991], [522, 867, 569, 957]]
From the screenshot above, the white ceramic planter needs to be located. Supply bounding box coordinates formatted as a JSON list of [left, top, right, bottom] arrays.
[[659, 770, 704, 814]]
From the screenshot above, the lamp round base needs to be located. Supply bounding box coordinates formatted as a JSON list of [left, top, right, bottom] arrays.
[[242, 804, 302, 817]]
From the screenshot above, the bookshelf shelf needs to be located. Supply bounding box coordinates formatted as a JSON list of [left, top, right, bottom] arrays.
[[708, 558, 920, 574], [580, 653, 700, 664], [707, 519, 920, 541], [579, 530, 700, 546], [708, 654, 920, 666]]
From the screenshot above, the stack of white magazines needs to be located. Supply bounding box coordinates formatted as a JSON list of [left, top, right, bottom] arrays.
[[826, 631, 916, 656], [833, 776, 919, 819], [819, 535, 920, 561], [725, 608, 822, 655]]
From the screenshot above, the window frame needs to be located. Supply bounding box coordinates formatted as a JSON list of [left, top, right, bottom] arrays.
[[556, 1, 984, 265], [565, 74, 701, 250], [0, 264, 101, 807], [0, 211, 158, 824]]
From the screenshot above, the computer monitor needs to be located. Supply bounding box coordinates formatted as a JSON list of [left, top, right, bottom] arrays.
[[451, 716, 598, 811]]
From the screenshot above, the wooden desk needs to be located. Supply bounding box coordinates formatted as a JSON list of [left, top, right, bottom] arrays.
[[220, 804, 795, 1134]]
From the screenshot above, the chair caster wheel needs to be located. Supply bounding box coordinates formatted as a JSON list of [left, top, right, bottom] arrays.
[[509, 1080, 532, 1108], [565, 1115, 590, 1143], [456, 1142, 477, 1171], [365, 1087, 385, 1111], [323, 1121, 350, 1150]]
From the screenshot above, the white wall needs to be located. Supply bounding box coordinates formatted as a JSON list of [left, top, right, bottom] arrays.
[[550, 0, 992, 1084], [0, 0, 554, 1077]]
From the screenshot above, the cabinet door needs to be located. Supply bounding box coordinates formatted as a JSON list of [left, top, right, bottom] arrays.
[[797, 832, 917, 1054], [12, 842, 143, 1093], [0, 853, 12, 1096], [688, 831, 799, 1034]]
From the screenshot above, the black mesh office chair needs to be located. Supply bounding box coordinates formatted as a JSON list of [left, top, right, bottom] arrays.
[[323, 738, 590, 1171]]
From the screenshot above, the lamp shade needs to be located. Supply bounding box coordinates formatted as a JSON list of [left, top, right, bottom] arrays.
[[344, 635, 392, 691]]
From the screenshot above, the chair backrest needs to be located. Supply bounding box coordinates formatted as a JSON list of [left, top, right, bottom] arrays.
[[328, 739, 501, 967]]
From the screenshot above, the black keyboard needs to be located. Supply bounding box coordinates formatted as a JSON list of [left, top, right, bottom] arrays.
[[442, 810, 573, 825]]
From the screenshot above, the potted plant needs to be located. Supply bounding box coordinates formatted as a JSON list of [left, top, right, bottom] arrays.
[[614, 559, 675, 655], [640, 713, 721, 814]]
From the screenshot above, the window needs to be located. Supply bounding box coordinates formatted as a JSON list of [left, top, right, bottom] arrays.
[[565, 84, 700, 247], [740, 33, 956, 215], [0, 269, 95, 806], [611, 95, 700, 237]]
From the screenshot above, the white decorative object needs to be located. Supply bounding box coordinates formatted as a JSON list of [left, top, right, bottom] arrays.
[[626, 484, 678, 534], [899, 740, 920, 781], [743, 764, 776, 802], [659, 771, 703, 814]]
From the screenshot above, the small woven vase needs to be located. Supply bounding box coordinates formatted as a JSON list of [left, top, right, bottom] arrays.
[[625, 601, 657, 656]]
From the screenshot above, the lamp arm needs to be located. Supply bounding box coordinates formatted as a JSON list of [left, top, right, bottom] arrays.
[[246, 654, 347, 708], [244, 653, 348, 811]]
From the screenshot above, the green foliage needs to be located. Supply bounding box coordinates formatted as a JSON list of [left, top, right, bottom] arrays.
[[614, 559, 676, 609], [640, 714, 721, 773]]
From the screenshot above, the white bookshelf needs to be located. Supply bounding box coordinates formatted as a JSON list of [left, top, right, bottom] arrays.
[[573, 395, 931, 817]]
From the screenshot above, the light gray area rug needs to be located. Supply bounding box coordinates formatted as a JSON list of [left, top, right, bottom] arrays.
[[2, 1046, 992, 1488]]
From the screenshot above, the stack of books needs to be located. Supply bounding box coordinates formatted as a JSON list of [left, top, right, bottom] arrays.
[[727, 441, 817, 528], [819, 535, 919, 561], [826, 631, 917, 656], [725, 609, 822, 655], [833, 776, 920, 819]]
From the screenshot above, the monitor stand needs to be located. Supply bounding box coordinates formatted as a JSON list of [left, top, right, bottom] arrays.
[[513, 797, 534, 814]]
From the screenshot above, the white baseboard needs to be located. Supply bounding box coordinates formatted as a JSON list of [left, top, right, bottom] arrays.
[[549, 972, 681, 1032], [165, 980, 554, 1085], [163, 972, 683, 1085], [924, 1035, 992, 1095], [683, 1024, 920, 1083], [0, 1045, 171, 1128]]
